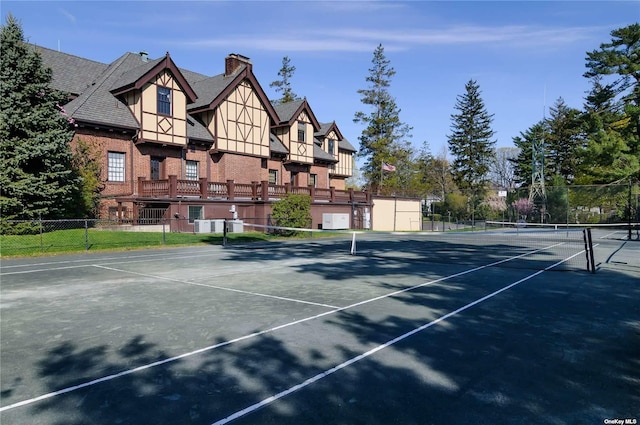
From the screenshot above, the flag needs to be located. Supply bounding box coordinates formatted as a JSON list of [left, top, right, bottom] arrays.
[[382, 162, 396, 172]]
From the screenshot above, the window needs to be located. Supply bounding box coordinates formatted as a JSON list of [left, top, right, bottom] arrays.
[[150, 157, 163, 180], [157, 86, 171, 115], [268, 169, 278, 185], [108, 151, 125, 182], [309, 174, 317, 187], [328, 139, 335, 155], [188, 205, 203, 223], [297, 121, 306, 142], [186, 160, 199, 180]]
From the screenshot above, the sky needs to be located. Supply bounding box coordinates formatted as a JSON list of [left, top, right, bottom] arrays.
[[2, 0, 639, 161]]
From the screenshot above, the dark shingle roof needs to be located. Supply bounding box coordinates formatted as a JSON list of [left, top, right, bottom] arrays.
[[272, 100, 305, 124], [339, 138, 356, 152], [110, 56, 164, 92], [62, 52, 144, 130], [270, 134, 288, 155], [188, 70, 243, 111], [313, 141, 338, 163], [183, 117, 211, 142], [35, 45, 109, 96]]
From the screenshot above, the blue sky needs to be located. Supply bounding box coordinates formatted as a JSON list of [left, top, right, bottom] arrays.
[[3, 1, 639, 159]]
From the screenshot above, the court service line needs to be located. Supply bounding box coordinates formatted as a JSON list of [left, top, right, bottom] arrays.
[[0, 242, 570, 413], [211, 250, 586, 425], [92, 264, 340, 309]]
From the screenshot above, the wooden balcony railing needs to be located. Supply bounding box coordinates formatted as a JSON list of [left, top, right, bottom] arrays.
[[137, 176, 370, 204]]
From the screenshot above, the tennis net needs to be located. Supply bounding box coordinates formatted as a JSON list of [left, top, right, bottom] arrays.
[[231, 221, 598, 273]]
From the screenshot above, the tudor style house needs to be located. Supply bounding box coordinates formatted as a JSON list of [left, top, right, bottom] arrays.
[[36, 47, 369, 230]]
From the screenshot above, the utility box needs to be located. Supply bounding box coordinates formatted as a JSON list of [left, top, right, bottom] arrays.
[[211, 219, 225, 234], [194, 220, 211, 233], [228, 220, 244, 233], [322, 213, 350, 230]]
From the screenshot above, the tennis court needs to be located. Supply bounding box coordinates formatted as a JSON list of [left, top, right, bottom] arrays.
[[1, 227, 638, 424]]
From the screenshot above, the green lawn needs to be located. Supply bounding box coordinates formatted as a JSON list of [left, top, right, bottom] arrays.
[[0, 228, 271, 257]]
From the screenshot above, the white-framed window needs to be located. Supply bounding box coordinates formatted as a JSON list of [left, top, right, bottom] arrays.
[[186, 160, 199, 181], [108, 151, 125, 182], [188, 205, 203, 223], [309, 174, 317, 187], [297, 121, 306, 143], [268, 169, 278, 185]]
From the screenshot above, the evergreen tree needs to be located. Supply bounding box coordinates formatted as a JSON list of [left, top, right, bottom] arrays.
[[544, 97, 583, 183], [269, 56, 300, 105], [510, 121, 545, 188], [354, 44, 412, 194], [584, 23, 640, 181], [447, 79, 496, 203], [0, 14, 79, 223]]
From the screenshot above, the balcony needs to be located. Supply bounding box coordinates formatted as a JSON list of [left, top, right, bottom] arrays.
[[137, 176, 369, 204]]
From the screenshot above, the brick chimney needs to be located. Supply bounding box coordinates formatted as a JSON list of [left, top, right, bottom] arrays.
[[225, 53, 251, 76]]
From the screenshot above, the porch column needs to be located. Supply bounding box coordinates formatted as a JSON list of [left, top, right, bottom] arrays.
[[137, 176, 145, 197], [169, 175, 177, 198], [227, 180, 235, 200], [261, 180, 269, 201], [199, 177, 208, 199]]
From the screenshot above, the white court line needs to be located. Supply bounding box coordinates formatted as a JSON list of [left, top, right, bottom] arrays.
[[0, 242, 570, 413], [0, 250, 226, 275], [92, 264, 340, 309], [211, 250, 586, 425], [0, 248, 220, 271]]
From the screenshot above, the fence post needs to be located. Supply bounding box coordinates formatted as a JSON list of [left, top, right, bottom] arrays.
[[162, 219, 166, 245], [85, 219, 89, 251], [39, 215, 43, 253]]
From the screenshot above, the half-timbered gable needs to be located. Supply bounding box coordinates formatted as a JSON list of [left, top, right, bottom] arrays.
[[188, 54, 278, 160], [272, 99, 321, 166], [111, 53, 197, 148], [315, 121, 355, 188]]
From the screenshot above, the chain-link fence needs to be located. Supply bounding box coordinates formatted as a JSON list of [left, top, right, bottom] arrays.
[[0, 218, 212, 257], [509, 184, 638, 225]]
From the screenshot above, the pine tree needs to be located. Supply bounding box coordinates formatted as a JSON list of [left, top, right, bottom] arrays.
[[584, 23, 640, 182], [447, 79, 496, 202], [269, 56, 300, 105], [0, 14, 79, 223], [544, 97, 583, 183], [354, 44, 412, 194]]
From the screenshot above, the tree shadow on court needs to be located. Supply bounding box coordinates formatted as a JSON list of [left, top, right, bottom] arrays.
[[221, 236, 586, 283], [5, 258, 638, 424]]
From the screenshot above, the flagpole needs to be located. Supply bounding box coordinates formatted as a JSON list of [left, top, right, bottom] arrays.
[[379, 160, 384, 195]]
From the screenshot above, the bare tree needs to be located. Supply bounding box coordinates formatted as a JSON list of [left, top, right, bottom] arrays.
[[490, 147, 520, 189]]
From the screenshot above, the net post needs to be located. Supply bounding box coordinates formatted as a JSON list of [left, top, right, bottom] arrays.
[[587, 228, 596, 273], [223, 219, 228, 247], [583, 228, 595, 273]]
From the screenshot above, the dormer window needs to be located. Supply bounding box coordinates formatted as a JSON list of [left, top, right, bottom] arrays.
[[328, 138, 335, 155], [157, 86, 171, 115], [297, 121, 306, 143]]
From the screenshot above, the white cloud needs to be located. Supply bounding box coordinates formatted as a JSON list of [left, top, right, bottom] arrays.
[[171, 23, 605, 54], [58, 8, 76, 24]]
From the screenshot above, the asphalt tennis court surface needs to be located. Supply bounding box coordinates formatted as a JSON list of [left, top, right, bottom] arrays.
[[1, 230, 638, 424]]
